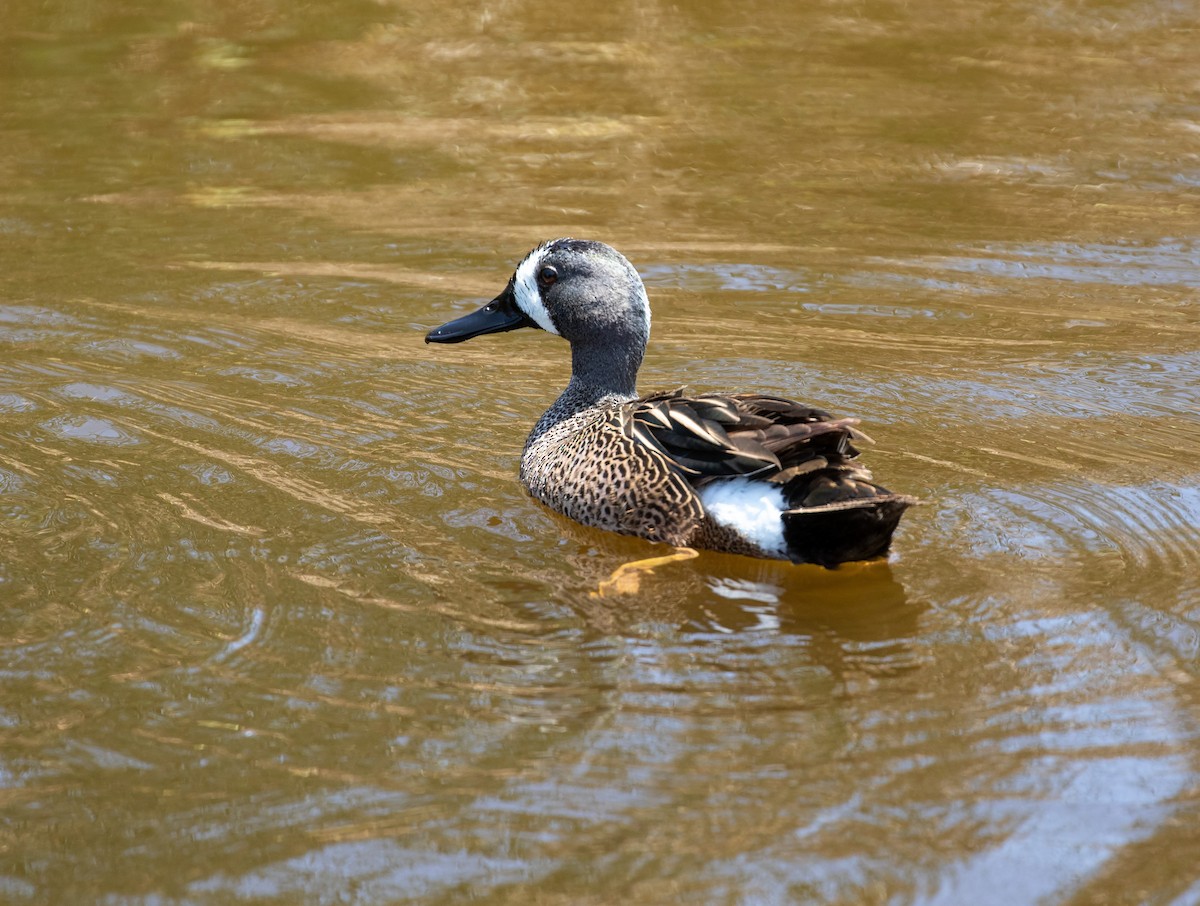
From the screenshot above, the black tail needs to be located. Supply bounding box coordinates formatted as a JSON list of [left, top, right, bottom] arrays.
[[781, 475, 917, 567]]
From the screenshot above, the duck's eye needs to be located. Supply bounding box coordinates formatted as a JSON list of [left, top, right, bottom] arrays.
[[537, 265, 558, 287]]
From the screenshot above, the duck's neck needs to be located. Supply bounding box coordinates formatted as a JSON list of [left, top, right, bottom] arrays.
[[566, 336, 642, 405], [529, 337, 643, 440]]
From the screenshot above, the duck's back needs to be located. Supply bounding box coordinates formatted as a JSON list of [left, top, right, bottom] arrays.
[[519, 389, 916, 564]]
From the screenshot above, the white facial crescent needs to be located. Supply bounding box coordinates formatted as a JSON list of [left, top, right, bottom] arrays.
[[512, 246, 560, 336]]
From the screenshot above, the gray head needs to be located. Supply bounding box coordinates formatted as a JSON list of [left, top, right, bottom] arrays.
[[426, 239, 652, 398], [510, 239, 651, 349]]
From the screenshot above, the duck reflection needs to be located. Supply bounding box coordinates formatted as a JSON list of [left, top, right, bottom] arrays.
[[548, 517, 924, 673]]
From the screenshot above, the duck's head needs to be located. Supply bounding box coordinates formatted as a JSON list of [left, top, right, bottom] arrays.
[[425, 239, 651, 353]]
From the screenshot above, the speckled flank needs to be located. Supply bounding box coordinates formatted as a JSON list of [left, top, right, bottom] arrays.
[[521, 389, 705, 548]]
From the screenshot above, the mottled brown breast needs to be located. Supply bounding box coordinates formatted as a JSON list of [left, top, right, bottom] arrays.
[[520, 403, 703, 547]]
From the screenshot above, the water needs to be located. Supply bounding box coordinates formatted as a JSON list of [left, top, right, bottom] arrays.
[[3, 1, 1200, 902]]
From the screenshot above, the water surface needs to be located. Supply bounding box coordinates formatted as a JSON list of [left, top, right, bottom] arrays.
[[2, 1, 1200, 902]]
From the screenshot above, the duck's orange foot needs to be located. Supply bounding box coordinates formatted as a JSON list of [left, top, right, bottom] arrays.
[[591, 547, 699, 598]]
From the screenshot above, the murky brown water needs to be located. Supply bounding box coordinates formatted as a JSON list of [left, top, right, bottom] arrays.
[[3, 1, 1200, 902]]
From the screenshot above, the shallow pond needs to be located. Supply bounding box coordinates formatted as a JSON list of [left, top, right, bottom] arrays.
[[2, 1, 1200, 902]]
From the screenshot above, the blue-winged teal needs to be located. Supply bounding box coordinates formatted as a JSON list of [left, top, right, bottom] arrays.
[[426, 239, 916, 567]]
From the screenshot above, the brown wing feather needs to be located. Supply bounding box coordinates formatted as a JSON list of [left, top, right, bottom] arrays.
[[624, 389, 865, 486], [624, 389, 779, 478]]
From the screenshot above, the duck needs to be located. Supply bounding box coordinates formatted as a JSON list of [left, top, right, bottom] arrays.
[[425, 239, 917, 567]]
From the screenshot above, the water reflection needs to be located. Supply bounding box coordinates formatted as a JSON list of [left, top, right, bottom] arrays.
[[560, 525, 921, 645]]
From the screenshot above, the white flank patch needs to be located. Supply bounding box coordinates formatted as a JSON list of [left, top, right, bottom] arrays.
[[513, 246, 560, 335], [699, 478, 788, 557]]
